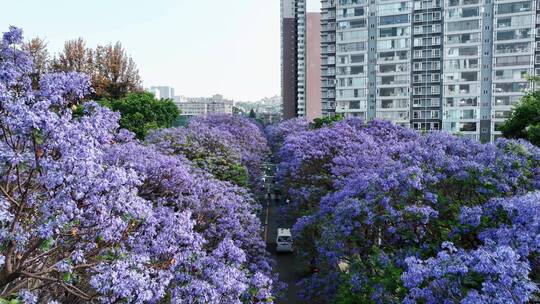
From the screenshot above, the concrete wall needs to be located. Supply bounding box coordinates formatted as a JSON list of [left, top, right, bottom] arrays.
[[306, 12, 322, 121]]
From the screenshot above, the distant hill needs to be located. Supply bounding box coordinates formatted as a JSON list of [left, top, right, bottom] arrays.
[[236, 95, 282, 114]]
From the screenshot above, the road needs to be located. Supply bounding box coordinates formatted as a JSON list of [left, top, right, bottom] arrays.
[[262, 191, 302, 304]]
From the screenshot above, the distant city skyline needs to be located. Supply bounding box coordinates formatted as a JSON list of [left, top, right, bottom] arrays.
[[146, 84, 280, 103], [1, 0, 320, 102]]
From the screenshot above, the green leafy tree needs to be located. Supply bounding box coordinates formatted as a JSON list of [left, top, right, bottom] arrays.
[[232, 106, 245, 116], [102, 92, 180, 139], [500, 89, 540, 146], [335, 248, 406, 304], [311, 114, 344, 129], [249, 109, 257, 119]]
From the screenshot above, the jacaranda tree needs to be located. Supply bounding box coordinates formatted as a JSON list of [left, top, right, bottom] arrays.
[[188, 115, 270, 190], [271, 118, 540, 303], [265, 117, 309, 154], [146, 124, 250, 187], [0, 26, 275, 303]]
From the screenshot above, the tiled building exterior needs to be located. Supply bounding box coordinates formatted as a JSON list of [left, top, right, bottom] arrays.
[[282, 0, 324, 120], [321, 0, 538, 142]]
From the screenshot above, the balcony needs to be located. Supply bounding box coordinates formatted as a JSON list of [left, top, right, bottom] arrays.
[[322, 80, 336, 88], [322, 36, 336, 43], [378, 55, 409, 62], [495, 58, 532, 67], [414, 0, 442, 10], [459, 123, 478, 132], [447, 0, 481, 6], [378, 79, 410, 86], [322, 58, 336, 65], [322, 12, 336, 20], [492, 111, 511, 119], [322, 47, 336, 55], [322, 70, 336, 77], [322, 0, 336, 9], [322, 24, 336, 32], [445, 86, 480, 96], [338, 0, 367, 7]]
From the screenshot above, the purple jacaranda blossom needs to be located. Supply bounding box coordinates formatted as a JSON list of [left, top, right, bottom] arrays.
[[403, 243, 538, 304], [0, 27, 275, 303], [270, 116, 540, 302], [18, 289, 37, 304], [189, 114, 270, 189], [265, 117, 309, 153], [146, 123, 249, 187], [460, 206, 483, 227]]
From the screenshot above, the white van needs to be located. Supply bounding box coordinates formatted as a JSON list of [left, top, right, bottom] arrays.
[[276, 228, 293, 253]]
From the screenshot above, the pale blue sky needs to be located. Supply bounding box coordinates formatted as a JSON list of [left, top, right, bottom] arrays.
[[1, 0, 321, 101]]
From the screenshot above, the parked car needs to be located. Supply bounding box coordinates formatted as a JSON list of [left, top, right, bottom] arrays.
[[276, 228, 293, 253]]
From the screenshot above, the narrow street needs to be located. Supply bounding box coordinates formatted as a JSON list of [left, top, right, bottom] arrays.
[[261, 184, 302, 304]]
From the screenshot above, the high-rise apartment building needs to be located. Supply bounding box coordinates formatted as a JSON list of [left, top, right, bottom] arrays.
[[321, 0, 538, 142], [281, 0, 304, 119], [297, 0, 307, 117], [321, 0, 337, 115], [149, 86, 175, 100], [282, 0, 323, 120], [489, 0, 535, 142]]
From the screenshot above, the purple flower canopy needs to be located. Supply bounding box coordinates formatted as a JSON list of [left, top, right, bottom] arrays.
[[146, 114, 269, 190], [0, 27, 274, 303], [265, 117, 309, 152], [5, 22, 539, 303], [271, 117, 540, 303], [189, 115, 270, 188]]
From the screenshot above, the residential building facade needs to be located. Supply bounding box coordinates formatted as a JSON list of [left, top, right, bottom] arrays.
[[321, 0, 538, 142], [321, 0, 337, 115], [297, 0, 307, 117], [281, 0, 300, 119], [282, 0, 323, 120], [176, 94, 234, 117]]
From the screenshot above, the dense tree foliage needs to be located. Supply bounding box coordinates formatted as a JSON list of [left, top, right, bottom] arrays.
[[311, 114, 344, 129], [50, 38, 142, 100], [146, 123, 250, 187], [100, 92, 180, 140], [249, 109, 256, 119], [271, 118, 540, 303], [0, 27, 274, 303], [500, 89, 540, 146], [20, 36, 142, 100], [266, 117, 309, 153], [189, 115, 270, 190]]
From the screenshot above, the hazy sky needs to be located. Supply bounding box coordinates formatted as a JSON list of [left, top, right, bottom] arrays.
[[1, 0, 321, 101]]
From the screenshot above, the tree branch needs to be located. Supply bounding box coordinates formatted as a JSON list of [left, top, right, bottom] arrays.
[[0, 185, 20, 208]]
